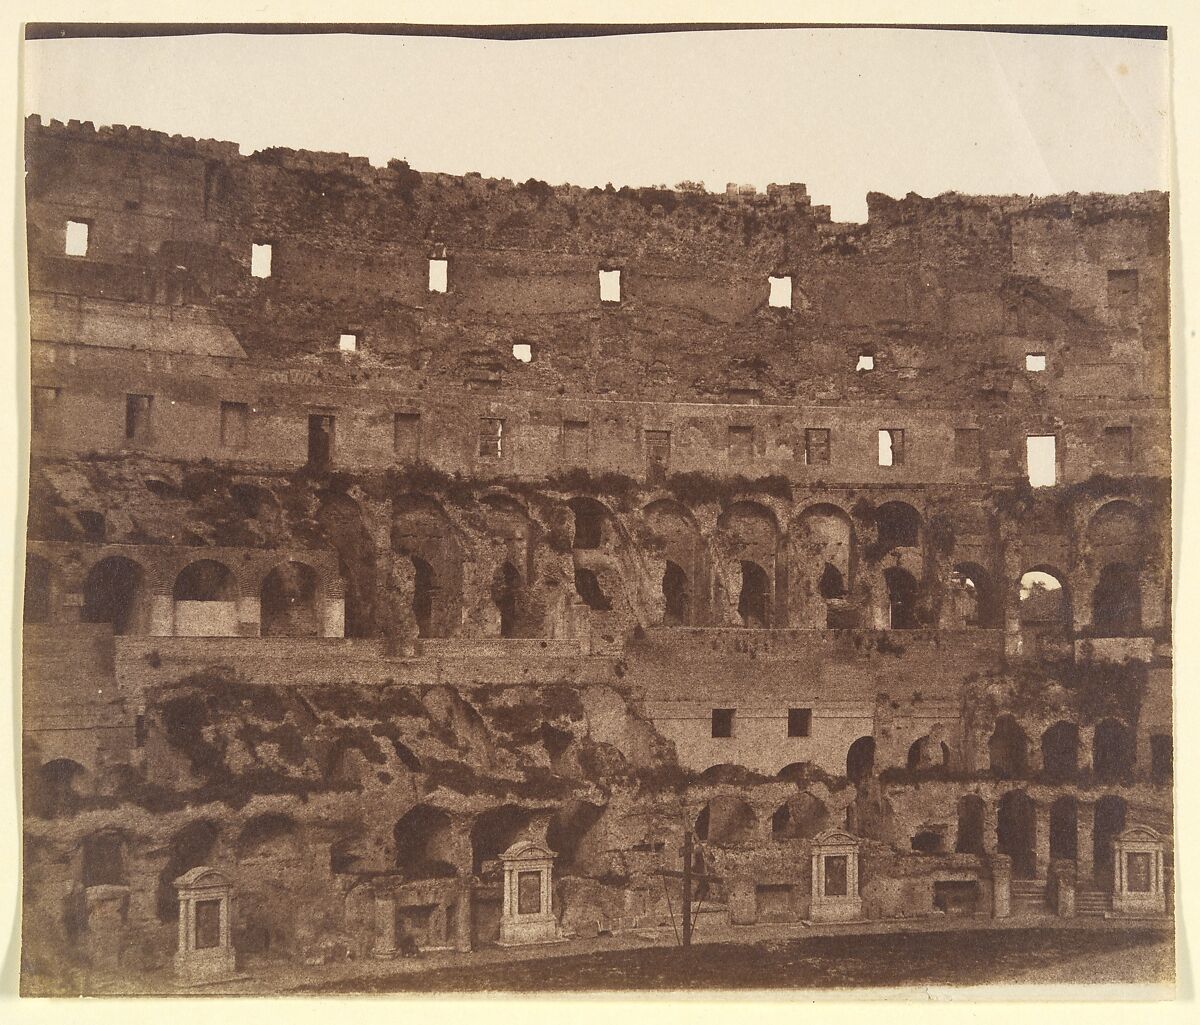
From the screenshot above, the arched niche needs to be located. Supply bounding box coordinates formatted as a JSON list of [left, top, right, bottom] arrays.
[[316, 493, 377, 638], [173, 559, 239, 636], [261, 561, 320, 637], [393, 495, 464, 639], [83, 555, 151, 635]]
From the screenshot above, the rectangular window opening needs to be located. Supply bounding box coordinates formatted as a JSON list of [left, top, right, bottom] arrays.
[[125, 394, 153, 441], [768, 275, 792, 309], [251, 242, 272, 278], [599, 268, 621, 304], [856, 354, 875, 372], [787, 708, 812, 738], [1103, 425, 1133, 466], [338, 332, 359, 353], [308, 414, 335, 468], [804, 428, 831, 466], [878, 428, 904, 467], [479, 417, 504, 459], [512, 343, 533, 363], [394, 412, 421, 459], [428, 257, 448, 293], [953, 428, 982, 468], [220, 401, 248, 449], [1026, 435, 1056, 487], [1025, 352, 1046, 372], [65, 219, 89, 257], [645, 429, 671, 479], [562, 419, 589, 465], [711, 708, 735, 739]]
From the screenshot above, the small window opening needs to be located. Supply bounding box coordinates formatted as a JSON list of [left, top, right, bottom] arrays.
[[645, 429, 671, 480], [1103, 425, 1133, 466], [804, 428, 830, 466], [878, 428, 904, 467], [512, 343, 532, 363], [599, 268, 621, 304], [856, 354, 875, 372], [479, 417, 504, 459], [953, 428, 981, 468], [428, 257, 448, 293], [788, 708, 812, 738], [768, 275, 792, 308], [394, 412, 421, 458], [1026, 353, 1046, 372], [308, 414, 335, 469], [1026, 435, 1056, 487], [125, 394, 153, 441], [251, 242, 272, 278], [65, 220, 90, 256], [338, 332, 358, 353], [711, 708, 735, 739], [220, 401, 248, 449]]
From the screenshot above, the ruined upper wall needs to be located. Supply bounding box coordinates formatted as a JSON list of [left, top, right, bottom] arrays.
[[24, 115, 1170, 408]]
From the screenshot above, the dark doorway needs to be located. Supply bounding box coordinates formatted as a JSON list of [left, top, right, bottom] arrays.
[[307, 414, 335, 469], [997, 790, 1037, 879], [574, 567, 612, 611], [82, 556, 147, 634], [1093, 796, 1128, 890], [1041, 721, 1079, 781], [884, 567, 919, 630], [662, 561, 689, 625], [1091, 563, 1142, 635], [412, 556, 437, 637], [738, 560, 771, 628], [955, 794, 986, 855], [568, 498, 604, 549], [846, 736, 876, 783], [989, 715, 1028, 779], [818, 562, 845, 599], [1093, 718, 1135, 783], [1049, 796, 1078, 862], [491, 561, 522, 638]]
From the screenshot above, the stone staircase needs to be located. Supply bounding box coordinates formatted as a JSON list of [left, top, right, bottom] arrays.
[[1010, 878, 1049, 916], [1075, 886, 1111, 918]]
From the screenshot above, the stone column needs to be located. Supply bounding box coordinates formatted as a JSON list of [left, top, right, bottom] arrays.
[[983, 799, 999, 855], [1051, 859, 1076, 918], [454, 879, 473, 952], [990, 854, 1011, 918], [150, 592, 174, 636], [371, 894, 397, 958], [1034, 802, 1052, 879], [1077, 802, 1095, 884], [323, 598, 346, 638]]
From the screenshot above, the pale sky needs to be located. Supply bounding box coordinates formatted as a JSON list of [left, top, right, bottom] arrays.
[[23, 28, 1169, 222]]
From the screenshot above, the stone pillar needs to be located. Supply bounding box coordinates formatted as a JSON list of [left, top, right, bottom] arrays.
[[324, 598, 346, 639], [237, 596, 261, 637], [1077, 802, 1095, 884], [454, 879, 473, 952], [1050, 859, 1076, 918], [1034, 802, 1052, 879], [150, 592, 174, 636], [1078, 728, 1095, 778], [371, 893, 398, 958], [990, 854, 1011, 918], [983, 799, 999, 855]]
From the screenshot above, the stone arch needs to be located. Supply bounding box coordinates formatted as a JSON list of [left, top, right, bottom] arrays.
[[261, 560, 320, 637], [156, 819, 222, 921], [884, 567, 920, 629], [997, 790, 1037, 879], [989, 715, 1028, 779], [951, 561, 999, 628], [846, 736, 876, 783], [547, 800, 605, 872], [1040, 721, 1079, 781], [1091, 562, 1142, 635], [470, 805, 532, 875], [876, 501, 921, 550], [1093, 795, 1128, 889], [24, 552, 53, 624], [955, 794, 986, 855], [82, 830, 126, 887], [394, 805, 458, 879], [794, 503, 854, 627], [695, 795, 757, 846], [173, 559, 239, 636], [490, 560, 524, 638], [82, 555, 150, 635], [770, 792, 829, 840], [1019, 566, 1071, 628], [1087, 500, 1144, 552], [644, 498, 706, 625], [1093, 718, 1135, 783], [906, 734, 949, 772], [718, 500, 781, 627], [316, 492, 377, 638], [776, 761, 814, 782], [1049, 795, 1078, 862], [393, 495, 465, 639]]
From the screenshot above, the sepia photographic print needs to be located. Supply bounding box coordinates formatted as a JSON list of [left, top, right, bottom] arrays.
[[13, 13, 1182, 1001]]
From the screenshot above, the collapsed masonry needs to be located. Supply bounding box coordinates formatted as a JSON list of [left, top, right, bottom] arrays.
[[21, 114, 1172, 991]]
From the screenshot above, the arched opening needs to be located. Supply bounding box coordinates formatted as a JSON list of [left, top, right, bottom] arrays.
[[82, 831, 126, 887], [797, 504, 854, 627], [568, 497, 605, 550], [261, 561, 320, 637], [997, 790, 1037, 879], [876, 501, 921, 550], [173, 560, 238, 636], [317, 494, 377, 638], [771, 793, 829, 840], [30, 758, 87, 819], [490, 561, 523, 638], [24, 553, 52, 623], [82, 556, 149, 634], [1093, 718, 1135, 783], [411, 556, 437, 638], [846, 736, 876, 783], [547, 800, 605, 872], [906, 735, 950, 773], [1041, 722, 1080, 781], [1087, 500, 1143, 551], [695, 796, 757, 846], [470, 805, 531, 876], [818, 562, 845, 599], [394, 805, 458, 879], [738, 560, 771, 628], [662, 561, 690, 625], [951, 562, 998, 628], [884, 567, 920, 630], [989, 715, 1028, 779], [1019, 568, 1071, 642], [1091, 563, 1142, 635], [1049, 796, 1078, 862], [574, 567, 612, 612], [955, 794, 986, 855], [156, 820, 220, 921], [776, 761, 813, 782], [1093, 796, 1128, 890]]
